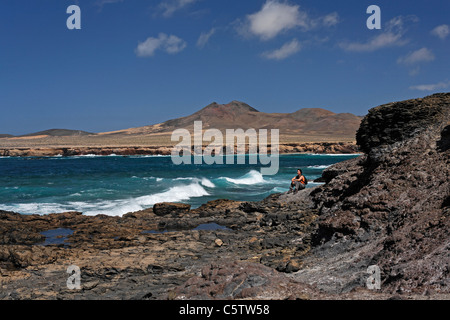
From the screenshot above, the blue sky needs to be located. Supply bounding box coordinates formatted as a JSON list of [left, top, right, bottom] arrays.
[[1, 0, 449, 135]]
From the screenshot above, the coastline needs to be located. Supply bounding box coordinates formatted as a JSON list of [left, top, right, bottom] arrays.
[[1, 93, 449, 300], [0, 142, 358, 157]]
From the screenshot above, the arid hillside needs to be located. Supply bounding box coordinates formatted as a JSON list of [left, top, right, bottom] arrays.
[[0, 101, 362, 150]]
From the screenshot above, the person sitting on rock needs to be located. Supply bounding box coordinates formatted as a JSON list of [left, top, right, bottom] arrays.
[[288, 169, 307, 194]]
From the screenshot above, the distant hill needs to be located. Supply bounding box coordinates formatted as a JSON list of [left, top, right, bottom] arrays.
[[0, 134, 14, 138], [0, 101, 362, 147], [102, 100, 363, 137], [20, 129, 96, 137]]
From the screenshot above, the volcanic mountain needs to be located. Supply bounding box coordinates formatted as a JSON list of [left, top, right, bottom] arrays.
[[101, 101, 362, 138], [0, 101, 362, 152]]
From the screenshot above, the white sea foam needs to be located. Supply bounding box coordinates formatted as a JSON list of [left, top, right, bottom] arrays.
[[73, 154, 99, 158], [223, 170, 265, 185], [201, 178, 215, 188], [137, 155, 171, 158], [307, 165, 331, 169], [0, 182, 210, 217], [135, 182, 209, 207], [77, 200, 144, 217], [173, 177, 215, 188], [69, 193, 82, 197], [131, 176, 159, 181], [0, 202, 73, 215]]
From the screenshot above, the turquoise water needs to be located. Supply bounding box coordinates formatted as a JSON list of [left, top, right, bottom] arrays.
[[0, 154, 359, 216]]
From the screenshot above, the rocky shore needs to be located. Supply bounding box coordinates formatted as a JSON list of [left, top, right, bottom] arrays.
[[0, 93, 449, 300], [0, 193, 320, 300], [0, 142, 358, 157]]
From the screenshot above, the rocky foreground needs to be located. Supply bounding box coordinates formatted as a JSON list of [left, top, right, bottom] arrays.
[[0, 93, 449, 300]]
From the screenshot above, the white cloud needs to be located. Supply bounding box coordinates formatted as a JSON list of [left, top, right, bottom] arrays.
[[262, 38, 301, 60], [96, 0, 123, 6], [339, 16, 415, 52], [135, 33, 187, 57], [397, 47, 435, 65], [246, 1, 308, 40], [431, 24, 450, 40], [238, 0, 338, 41], [320, 12, 340, 27], [409, 80, 450, 91], [164, 34, 188, 53], [197, 28, 216, 48], [340, 33, 404, 52], [95, 0, 123, 11], [158, 0, 199, 18], [136, 37, 162, 57]]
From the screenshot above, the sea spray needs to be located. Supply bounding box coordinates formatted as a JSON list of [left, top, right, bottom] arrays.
[[223, 170, 266, 185], [136, 182, 210, 207]]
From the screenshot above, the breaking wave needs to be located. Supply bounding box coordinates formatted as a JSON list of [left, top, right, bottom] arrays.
[[222, 170, 265, 185], [0, 182, 210, 217]]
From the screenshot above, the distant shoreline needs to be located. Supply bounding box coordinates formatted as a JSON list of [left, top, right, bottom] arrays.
[[0, 142, 359, 157]]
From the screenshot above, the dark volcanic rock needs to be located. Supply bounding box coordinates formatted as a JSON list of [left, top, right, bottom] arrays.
[[153, 202, 191, 217], [301, 93, 450, 295], [172, 260, 316, 300], [356, 93, 449, 154], [0, 192, 319, 300]]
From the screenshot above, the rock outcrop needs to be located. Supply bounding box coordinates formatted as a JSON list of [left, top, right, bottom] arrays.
[[299, 93, 449, 295]]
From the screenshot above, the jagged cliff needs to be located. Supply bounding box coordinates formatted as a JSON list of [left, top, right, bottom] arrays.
[[297, 93, 450, 295]]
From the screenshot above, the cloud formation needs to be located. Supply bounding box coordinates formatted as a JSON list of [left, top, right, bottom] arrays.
[[136, 33, 187, 57], [158, 0, 199, 18], [261, 38, 301, 60], [320, 12, 340, 27], [397, 47, 435, 65], [197, 28, 216, 48], [410, 80, 450, 91], [95, 0, 124, 11], [237, 0, 338, 41], [339, 16, 416, 52], [431, 24, 449, 40]]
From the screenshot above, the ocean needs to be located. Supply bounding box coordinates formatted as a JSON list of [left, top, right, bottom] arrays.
[[0, 154, 359, 216]]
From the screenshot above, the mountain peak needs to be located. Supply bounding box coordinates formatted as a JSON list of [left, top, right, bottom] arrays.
[[224, 100, 259, 112], [100, 101, 362, 138], [199, 101, 259, 114]]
